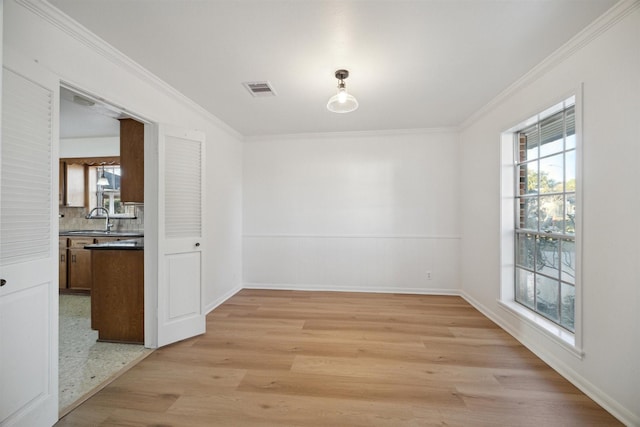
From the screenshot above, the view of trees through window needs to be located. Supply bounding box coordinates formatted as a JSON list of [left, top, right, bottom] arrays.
[[514, 97, 576, 332], [88, 165, 126, 216]]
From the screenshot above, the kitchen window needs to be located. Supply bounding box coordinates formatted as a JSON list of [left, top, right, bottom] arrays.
[[88, 164, 133, 217]]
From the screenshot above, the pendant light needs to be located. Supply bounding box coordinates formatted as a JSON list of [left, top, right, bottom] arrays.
[[327, 69, 359, 113], [97, 166, 109, 187]]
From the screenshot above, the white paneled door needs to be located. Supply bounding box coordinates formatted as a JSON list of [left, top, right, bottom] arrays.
[[156, 125, 206, 347], [0, 51, 59, 426]]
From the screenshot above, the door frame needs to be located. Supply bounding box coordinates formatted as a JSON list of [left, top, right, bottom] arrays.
[[58, 83, 161, 349], [58, 84, 210, 352], [143, 122, 159, 348]]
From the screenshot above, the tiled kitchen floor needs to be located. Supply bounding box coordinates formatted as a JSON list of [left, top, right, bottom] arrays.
[[58, 294, 152, 414]]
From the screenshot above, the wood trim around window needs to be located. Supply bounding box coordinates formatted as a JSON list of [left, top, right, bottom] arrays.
[[61, 156, 120, 166]]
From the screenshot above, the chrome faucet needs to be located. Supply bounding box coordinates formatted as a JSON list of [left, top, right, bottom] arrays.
[[86, 207, 113, 232]]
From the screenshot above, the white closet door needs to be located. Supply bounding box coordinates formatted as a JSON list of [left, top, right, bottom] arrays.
[[0, 51, 59, 427], [156, 125, 205, 347]]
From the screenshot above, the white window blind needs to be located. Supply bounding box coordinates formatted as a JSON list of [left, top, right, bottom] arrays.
[[521, 105, 575, 148], [164, 135, 202, 239], [1, 69, 52, 266]]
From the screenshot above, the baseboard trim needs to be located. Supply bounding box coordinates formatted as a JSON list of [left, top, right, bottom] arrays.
[[460, 290, 638, 427], [204, 284, 242, 315], [242, 282, 460, 296]]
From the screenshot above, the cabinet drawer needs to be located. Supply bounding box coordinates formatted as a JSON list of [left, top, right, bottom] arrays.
[[68, 237, 95, 248]]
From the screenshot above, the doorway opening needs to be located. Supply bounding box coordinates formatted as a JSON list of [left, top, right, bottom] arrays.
[[58, 86, 151, 416]]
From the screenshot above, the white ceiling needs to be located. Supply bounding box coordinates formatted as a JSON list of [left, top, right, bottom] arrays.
[[60, 87, 120, 138], [50, 0, 617, 137]]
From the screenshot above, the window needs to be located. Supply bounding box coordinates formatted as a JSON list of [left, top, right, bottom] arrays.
[[513, 97, 576, 332], [88, 164, 131, 217]]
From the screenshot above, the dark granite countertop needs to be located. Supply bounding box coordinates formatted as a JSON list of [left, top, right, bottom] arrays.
[[84, 238, 144, 250], [60, 230, 144, 238]]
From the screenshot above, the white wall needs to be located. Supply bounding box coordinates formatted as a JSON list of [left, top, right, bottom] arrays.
[[7, 0, 637, 424], [4, 0, 243, 313], [60, 136, 119, 158], [459, 4, 640, 425], [243, 130, 460, 293]]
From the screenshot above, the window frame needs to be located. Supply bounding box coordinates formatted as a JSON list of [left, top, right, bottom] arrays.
[[88, 164, 136, 219], [499, 89, 583, 358], [89, 164, 123, 216], [514, 102, 576, 331]]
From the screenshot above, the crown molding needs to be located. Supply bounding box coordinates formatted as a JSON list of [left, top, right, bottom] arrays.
[[459, 0, 640, 131], [244, 126, 459, 143], [14, 0, 243, 141]]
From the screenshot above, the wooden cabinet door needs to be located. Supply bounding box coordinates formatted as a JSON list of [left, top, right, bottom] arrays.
[[59, 237, 68, 289], [68, 249, 92, 290], [120, 118, 144, 203], [67, 237, 94, 290]]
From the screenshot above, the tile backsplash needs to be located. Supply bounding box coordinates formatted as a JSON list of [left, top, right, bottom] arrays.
[[59, 205, 144, 232]]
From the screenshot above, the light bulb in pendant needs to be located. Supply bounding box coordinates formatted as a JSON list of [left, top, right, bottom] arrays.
[[327, 69, 358, 113]]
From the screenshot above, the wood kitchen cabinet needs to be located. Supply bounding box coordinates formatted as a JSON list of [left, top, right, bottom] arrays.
[[67, 237, 94, 290], [119, 118, 144, 203], [59, 237, 67, 289], [91, 249, 144, 343], [59, 234, 143, 293]]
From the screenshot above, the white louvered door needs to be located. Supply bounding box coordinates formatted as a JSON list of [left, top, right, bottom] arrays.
[[0, 53, 59, 426], [156, 125, 205, 347]]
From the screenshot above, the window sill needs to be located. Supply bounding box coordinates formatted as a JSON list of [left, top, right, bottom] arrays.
[[498, 299, 583, 359]]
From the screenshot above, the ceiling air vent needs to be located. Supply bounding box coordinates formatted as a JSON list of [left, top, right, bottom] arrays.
[[242, 81, 277, 97]]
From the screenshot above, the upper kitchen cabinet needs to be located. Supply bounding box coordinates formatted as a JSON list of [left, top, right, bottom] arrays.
[[119, 118, 144, 203]]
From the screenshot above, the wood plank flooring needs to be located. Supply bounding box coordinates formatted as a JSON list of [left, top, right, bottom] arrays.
[[56, 290, 622, 426]]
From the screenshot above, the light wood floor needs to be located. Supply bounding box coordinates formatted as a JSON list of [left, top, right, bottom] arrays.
[[56, 290, 621, 426]]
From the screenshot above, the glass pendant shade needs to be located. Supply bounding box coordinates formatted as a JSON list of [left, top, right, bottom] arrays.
[[327, 89, 359, 113], [327, 69, 358, 113], [97, 167, 109, 186]]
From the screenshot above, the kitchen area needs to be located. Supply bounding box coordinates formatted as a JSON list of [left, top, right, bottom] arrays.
[[58, 88, 151, 414]]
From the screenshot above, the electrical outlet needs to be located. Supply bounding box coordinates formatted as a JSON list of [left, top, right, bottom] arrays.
[[427, 271, 432, 280]]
